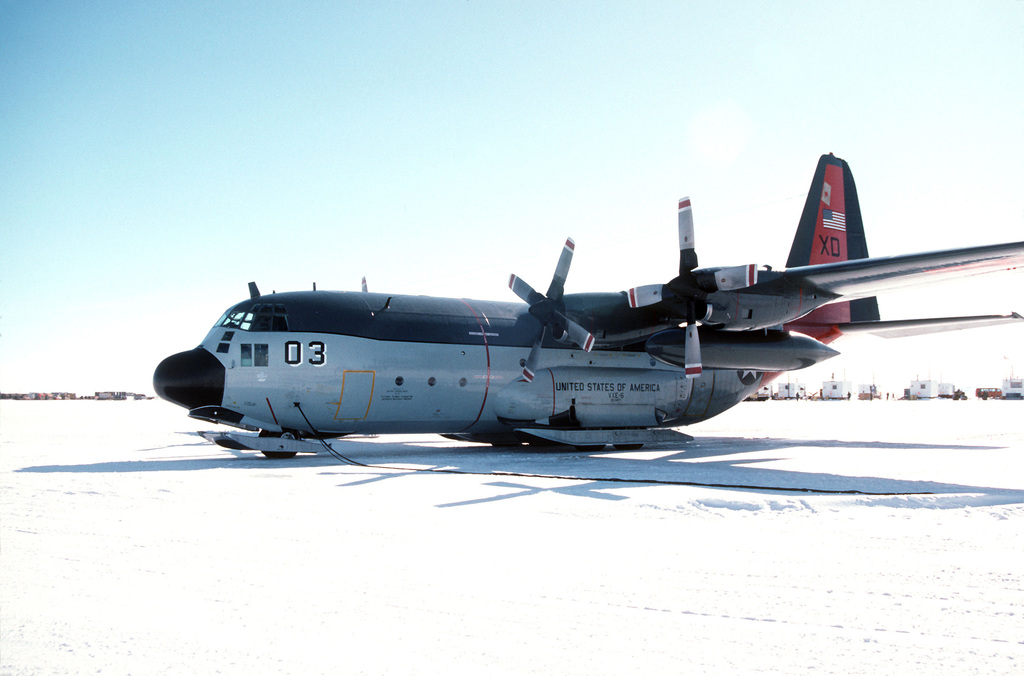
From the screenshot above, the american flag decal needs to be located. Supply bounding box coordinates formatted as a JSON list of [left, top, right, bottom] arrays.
[[822, 209, 846, 232]]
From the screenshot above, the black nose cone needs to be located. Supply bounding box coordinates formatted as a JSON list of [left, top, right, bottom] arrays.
[[154, 348, 226, 410]]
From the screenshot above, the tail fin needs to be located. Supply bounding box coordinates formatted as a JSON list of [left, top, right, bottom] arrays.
[[785, 154, 879, 339], [787, 153, 869, 267]]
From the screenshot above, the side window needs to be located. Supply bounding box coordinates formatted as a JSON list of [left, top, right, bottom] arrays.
[[240, 343, 269, 367]]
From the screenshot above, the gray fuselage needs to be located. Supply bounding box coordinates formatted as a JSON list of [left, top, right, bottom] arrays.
[[169, 290, 764, 441]]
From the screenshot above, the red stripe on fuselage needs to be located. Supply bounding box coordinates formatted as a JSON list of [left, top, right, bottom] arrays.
[[458, 300, 492, 430], [548, 369, 556, 417]]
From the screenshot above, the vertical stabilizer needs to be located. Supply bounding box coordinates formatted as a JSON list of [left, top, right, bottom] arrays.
[[786, 154, 870, 267], [785, 155, 879, 340]]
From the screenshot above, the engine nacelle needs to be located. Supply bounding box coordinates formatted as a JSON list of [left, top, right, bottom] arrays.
[[492, 367, 691, 428], [702, 290, 813, 331], [646, 328, 839, 371]]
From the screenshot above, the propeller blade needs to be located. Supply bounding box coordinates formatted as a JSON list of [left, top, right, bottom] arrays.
[[678, 197, 697, 273], [560, 315, 596, 352], [684, 324, 702, 378], [509, 237, 594, 375], [714, 264, 759, 291], [521, 327, 546, 382], [627, 284, 664, 308], [546, 238, 575, 301], [508, 274, 543, 305]]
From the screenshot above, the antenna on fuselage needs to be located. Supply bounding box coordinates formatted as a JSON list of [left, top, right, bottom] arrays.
[[248, 282, 260, 299]]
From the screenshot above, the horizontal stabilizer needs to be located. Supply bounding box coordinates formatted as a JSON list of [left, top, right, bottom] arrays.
[[780, 241, 1024, 300], [838, 312, 1023, 339]]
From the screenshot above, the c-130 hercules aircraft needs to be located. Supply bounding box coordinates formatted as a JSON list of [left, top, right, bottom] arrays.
[[155, 154, 1024, 458]]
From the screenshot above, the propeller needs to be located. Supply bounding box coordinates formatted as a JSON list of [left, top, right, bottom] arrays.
[[626, 197, 759, 378], [509, 238, 595, 381]]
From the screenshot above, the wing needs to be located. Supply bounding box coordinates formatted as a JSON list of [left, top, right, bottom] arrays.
[[838, 312, 1024, 338], [779, 241, 1024, 300]]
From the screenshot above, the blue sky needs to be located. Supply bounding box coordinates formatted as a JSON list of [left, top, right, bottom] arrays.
[[1, 1, 1022, 396]]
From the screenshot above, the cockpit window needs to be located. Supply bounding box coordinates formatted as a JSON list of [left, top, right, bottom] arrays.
[[219, 309, 254, 331], [252, 305, 273, 331], [218, 304, 288, 332], [273, 305, 288, 331]]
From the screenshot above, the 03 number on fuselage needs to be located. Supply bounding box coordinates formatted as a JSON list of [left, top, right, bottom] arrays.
[[284, 340, 326, 367]]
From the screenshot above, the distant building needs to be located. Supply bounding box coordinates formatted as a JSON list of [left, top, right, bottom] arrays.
[[1, 391, 147, 401], [823, 380, 853, 400], [777, 383, 806, 399], [907, 380, 939, 399], [858, 384, 880, 400], [0, 392, 77, 400], [1004, 378, 1023, 400], [746, 385, 772, 401]]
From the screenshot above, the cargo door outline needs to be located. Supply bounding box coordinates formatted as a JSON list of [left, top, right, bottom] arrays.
[[333, 371, 375, 420]]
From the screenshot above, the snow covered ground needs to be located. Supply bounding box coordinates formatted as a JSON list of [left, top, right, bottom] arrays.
[[2, 399, 1023, 675]]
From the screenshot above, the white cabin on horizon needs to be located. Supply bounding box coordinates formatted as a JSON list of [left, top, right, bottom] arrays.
[[1004, 377, 1023, 400], [908, 380, 939, 399], [823, 380, 853, 400], [777, 383, 806, 399]]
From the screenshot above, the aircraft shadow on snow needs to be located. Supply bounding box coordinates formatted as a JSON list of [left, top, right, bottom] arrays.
[[16, 431, 1024, 508]]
